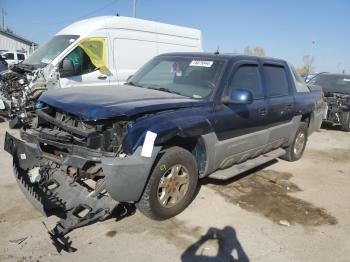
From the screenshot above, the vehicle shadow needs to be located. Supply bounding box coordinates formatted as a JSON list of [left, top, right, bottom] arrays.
[[181, 226, 249, 262]]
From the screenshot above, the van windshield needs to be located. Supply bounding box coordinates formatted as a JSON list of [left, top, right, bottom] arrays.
[[23, 35, 79, 69], [128, 56, 226, 99]]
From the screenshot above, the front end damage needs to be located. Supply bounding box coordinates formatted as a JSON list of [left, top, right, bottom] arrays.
[[0, 64, 59, 125], [324, 92, 350, 125], [4, 107, 160, 252]]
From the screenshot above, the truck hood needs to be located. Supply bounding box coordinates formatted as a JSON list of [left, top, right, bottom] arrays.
[[39, 85, 203, 120]]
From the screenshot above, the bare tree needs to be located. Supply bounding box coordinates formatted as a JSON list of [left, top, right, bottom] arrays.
[[243, 46, 266, 56], [295, 66, 309, 76], [243, 46, 253, 56], [254, 46, 265, 57], [303, 55, 315, 74]]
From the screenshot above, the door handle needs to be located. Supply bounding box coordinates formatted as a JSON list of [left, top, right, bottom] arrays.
[[258, 107, 267, 116], [97, 75, 107, 80]]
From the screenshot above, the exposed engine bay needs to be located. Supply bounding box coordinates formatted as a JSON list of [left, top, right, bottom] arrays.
[[324, 92, 350, 125], [0, 64, 60, 122], [36, 105, 129, 153]]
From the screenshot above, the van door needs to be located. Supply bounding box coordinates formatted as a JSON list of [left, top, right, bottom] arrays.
[[59, 40, 109, 88]]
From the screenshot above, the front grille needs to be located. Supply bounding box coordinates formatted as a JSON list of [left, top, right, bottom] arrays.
[[36, 106, 126, 153], [37, 107, 98, 138], [54, 111, 95, 134]]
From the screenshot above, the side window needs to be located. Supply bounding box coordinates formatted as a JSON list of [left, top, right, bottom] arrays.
[[263, 65, 289, 97], [228, 65, 263, 99], [17, 53, 25, 60], [4, 53, 14, 60], [291, 66, 309, 93], [62, 46, 96, 76]]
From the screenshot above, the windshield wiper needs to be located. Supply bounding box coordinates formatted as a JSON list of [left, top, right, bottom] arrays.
[[145, 85, 183, 96]]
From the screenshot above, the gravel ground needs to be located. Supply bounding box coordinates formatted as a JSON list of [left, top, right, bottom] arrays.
[[0, 121, 349, 262]]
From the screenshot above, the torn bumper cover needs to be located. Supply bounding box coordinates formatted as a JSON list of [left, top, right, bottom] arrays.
[[4, 130, 160, 251]]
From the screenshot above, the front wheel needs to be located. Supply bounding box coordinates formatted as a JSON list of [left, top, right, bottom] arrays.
[[280, 122, 308, 162], [136, 146, 198, 220]]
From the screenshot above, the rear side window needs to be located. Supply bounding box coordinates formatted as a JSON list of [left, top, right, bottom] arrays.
[[228, 65, 263, 99], [263, 65, 289, 97], [17, 53, 25, 60]]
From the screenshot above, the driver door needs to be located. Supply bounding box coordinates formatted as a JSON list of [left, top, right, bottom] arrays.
[[213, 61, 269, 169], [59, 46, 109, 88]]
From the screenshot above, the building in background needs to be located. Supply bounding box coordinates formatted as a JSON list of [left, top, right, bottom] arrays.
[[0, 29, 38, 55]]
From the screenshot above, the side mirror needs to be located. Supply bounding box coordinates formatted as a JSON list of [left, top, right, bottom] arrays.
[[1, 55, 6, 59], [223, 89, 253, 104], [60, 58, 75, 77]]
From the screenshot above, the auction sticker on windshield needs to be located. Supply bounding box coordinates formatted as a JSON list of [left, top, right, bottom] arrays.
[[190, 60, 213, 67]]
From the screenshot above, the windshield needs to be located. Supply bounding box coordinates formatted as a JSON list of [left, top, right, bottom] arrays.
[[309, 74, 350, 94], [23, 34, 79, 68], [128, 56, 226, 99]]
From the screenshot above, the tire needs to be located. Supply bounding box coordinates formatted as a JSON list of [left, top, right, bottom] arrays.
[[280, 122, 308, 162], [136, 146, 198, 220], [341, 111, 350, 132]]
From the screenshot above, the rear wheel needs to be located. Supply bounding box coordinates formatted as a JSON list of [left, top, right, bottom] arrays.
[[136, 146, 198, 220], [280, 122, 308, 162], [341, 111, 350, 132]]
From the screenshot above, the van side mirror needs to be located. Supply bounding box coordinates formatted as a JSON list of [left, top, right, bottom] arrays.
[[223, 89, 253, 104], [60, 58, 75, 77]]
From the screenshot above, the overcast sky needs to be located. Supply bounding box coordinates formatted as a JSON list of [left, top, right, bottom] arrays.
[[1, 0, 349, 73]]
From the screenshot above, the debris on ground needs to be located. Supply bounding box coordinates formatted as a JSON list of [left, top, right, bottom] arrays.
[[8, 236, 28, 245], [279, 220, 291, 227]]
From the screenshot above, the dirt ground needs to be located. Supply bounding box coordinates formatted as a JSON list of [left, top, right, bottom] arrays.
[[0, 121, 349, 262]]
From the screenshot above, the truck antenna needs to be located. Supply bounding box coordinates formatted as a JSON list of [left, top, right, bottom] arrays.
[[214, 47, 220, 55]]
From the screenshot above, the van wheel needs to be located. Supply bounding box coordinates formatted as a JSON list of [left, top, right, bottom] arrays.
[[280, 122, 308, 162], [136, 146, 198, 220], [341, 111, 350, 132]]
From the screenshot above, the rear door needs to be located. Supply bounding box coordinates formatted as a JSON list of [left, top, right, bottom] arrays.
[[213, 61, 269, 169], [17, 53, 26, 63], [262, 62, 295, 146]]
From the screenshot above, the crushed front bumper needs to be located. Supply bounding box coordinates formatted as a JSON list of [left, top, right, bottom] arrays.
[[4, 130, 161, 252], [4, 132, 117, 252]]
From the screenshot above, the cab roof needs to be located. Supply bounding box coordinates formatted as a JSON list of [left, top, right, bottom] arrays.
[[158, 52, 287, 64]]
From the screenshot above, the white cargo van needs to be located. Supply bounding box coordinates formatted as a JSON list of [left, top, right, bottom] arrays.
[[21, 16, 203, 88]]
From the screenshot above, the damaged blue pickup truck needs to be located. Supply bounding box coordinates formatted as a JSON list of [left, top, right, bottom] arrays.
[[4, 53, 325, 250]]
